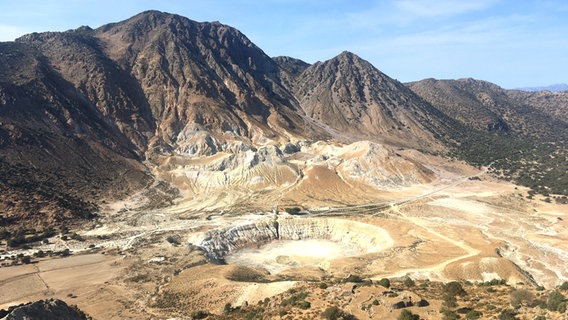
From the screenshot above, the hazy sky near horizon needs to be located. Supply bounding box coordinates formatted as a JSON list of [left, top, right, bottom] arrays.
[[0, 0, 566, 88]]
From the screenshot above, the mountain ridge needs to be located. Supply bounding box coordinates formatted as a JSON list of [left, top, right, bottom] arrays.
[[1, 10, 566, 228]]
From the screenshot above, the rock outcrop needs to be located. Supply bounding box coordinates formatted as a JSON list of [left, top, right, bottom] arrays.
[[0, 299, 90, 320]]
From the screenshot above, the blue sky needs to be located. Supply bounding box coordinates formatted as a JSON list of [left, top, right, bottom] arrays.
[[0, 0, 566, 88]]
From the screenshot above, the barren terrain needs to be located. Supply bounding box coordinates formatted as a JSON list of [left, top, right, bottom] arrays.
[[1, 141, 567, 319]]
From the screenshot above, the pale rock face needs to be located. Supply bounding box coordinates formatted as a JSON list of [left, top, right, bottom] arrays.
[[337, 141, 435, 188], [198, 216, 393, 262]]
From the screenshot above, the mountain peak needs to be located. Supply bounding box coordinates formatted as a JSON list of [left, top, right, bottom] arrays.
[[332, 50, 364, 63]]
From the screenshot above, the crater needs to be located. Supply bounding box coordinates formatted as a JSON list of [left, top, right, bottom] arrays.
[[198, 217, 394, 273]]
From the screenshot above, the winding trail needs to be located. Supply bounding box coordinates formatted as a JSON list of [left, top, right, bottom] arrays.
[[385, 204, 481, 277]]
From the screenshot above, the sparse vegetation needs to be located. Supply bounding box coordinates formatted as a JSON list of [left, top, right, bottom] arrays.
[[280, 291, 309, 308], [5, 228, 56, 249]]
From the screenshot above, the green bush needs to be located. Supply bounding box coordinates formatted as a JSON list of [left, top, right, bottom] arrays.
[[498, 309, 518, 320], [344, 274, 363, 283], [398, 309, 419, 320], [444, 282, 467, 296], [442, 294, 458, 309], [280, 291, 308, 307], [190, 310, 208, 319], [322, 307, 342, 320], [404, 277, 415, 287], [284, 207, 302, 215], [547, 290, 566, 311], [465, 310, 483, 319], [441, 309, 459, 320], [321, 307, 357, 320], [378, 278, 391, 288], [510, 289, 534, 308], [558, 301, 567, 313]]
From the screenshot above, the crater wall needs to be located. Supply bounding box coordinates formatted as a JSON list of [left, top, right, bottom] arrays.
[[198, 217, 394, 262]]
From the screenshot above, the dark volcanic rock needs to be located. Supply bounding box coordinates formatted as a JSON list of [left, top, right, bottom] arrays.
[[1, 299, 90, 320]]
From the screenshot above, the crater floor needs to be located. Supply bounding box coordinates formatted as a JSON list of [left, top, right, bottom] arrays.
[[225, 239, 363, 273]]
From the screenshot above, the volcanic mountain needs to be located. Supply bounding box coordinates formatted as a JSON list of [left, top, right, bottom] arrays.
[[279, 51, 460, 151], [1, 10, 566, 226]]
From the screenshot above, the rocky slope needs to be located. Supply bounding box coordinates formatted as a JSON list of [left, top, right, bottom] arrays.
[[506, 89, 568, 123], [407, 78, 568, 142], [0, 11, 456, 227], [19, 11, 324, 157], [285, 51, 460, 151], [0, 42, 149, 226], [408, 78, 568, 195]]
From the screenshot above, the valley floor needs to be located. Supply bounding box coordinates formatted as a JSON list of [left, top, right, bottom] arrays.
[[1, 161, 567, 319]]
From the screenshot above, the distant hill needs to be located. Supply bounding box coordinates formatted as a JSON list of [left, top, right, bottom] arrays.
[[516, 83, 568, 92], [408, 78, 568, 195]]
